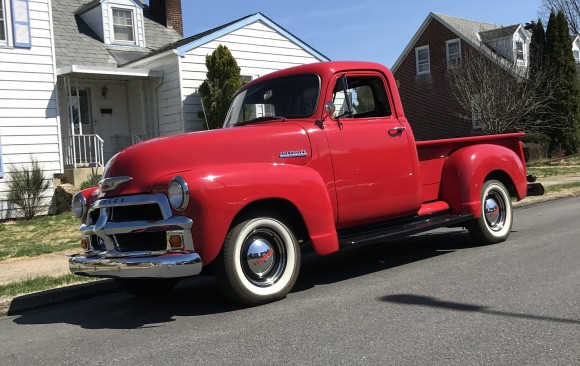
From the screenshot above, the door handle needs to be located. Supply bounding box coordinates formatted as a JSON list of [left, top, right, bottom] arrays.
[[388, 126, 406, 136]]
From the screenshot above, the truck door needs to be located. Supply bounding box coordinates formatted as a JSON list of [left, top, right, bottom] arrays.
[[323, 72, 421, 228]]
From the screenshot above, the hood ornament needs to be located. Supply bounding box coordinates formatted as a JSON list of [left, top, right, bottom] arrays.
[[99, 176, 132, 192]]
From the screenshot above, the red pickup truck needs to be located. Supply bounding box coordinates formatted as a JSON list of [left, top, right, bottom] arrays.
[[69, 61, 543, 305]]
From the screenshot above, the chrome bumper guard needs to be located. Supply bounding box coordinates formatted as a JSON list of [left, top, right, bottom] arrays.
[[69, 193, 203, 279], [69, 251, 203, 278]]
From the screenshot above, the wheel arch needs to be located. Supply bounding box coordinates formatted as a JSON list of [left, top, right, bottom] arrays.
[[441, 144, 526, 217], [231, 198, 310, 245], [485, 170, 518, 198], [164, 163, 339, 266]]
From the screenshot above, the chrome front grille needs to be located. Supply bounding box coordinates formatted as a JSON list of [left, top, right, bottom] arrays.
[[81, 194, 194, 256], [113, 232, 167, 252]]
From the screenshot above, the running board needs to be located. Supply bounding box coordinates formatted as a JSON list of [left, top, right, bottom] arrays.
[[338, 213, 473, 248]]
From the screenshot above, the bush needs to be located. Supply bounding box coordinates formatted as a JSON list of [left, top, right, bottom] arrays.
[[6, 156, 51, 220], [521, 132, 551, 145], [80, 170, 102, 190], [522, 132, 551, 161]]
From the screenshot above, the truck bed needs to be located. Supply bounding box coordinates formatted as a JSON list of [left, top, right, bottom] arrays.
[[415, 133, 526, 203]]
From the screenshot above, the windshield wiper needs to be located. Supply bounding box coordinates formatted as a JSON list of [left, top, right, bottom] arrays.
[[234, 116, 286, 126]]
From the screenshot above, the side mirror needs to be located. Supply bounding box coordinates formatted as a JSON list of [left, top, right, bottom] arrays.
[[324, 102, 336, 118]]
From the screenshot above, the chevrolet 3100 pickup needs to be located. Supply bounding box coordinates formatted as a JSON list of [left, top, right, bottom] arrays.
[[69, 61, 544, 305]]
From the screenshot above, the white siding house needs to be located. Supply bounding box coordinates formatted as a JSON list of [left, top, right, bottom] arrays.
[[2, 0, 330, 212], [127, 13, 329, 134], [0, 0, 60, 219]]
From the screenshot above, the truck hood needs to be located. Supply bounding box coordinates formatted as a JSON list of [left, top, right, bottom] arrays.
[[101, 123, 312, 196]]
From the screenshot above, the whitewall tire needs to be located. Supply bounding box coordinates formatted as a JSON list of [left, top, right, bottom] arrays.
[[467, 179, 513, 244], [215, 213, 301, 306]]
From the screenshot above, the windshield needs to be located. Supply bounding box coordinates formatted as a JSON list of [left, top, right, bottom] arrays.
[[224, 74, 320, 127]]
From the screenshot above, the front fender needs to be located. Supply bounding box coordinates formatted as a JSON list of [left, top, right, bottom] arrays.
[[441, 144, 526, 217], [157, 164, 338, 265]]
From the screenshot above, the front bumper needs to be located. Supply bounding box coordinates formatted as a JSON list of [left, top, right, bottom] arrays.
[[69, 251, 203, 278], [69, 193, 203, 279]]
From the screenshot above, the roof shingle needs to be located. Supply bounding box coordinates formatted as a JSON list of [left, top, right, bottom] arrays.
[[52, 0, 181, 68]]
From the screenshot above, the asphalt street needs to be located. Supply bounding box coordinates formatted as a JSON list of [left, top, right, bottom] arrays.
[[1, 197, 579, 366]]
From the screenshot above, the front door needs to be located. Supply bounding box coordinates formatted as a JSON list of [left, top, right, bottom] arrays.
[[323, 72, 420, 228], [70, 88, 94, 135]]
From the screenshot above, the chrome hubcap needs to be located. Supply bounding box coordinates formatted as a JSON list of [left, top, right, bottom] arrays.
[[484, 191, 505, 231], [245, 238, 276, 276], [241, 228, 286, 287]]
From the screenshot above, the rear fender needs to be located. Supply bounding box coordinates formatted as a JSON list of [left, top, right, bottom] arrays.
[[158, 164, 338, 265], [441, 144, 526, 217]]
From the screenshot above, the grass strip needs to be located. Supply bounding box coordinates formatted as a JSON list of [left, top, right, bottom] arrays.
[[546, 182, 580, 193], [527, 166, 580, 178], [0, 212, 81, 261], [0, 274, 96, 299]]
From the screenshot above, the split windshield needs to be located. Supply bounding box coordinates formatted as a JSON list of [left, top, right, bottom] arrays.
[[224, 74, 320, 127]]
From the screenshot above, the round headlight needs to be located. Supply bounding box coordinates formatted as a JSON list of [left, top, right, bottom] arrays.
[[168, 176, 189, 211], [71, 192, 87, 218]]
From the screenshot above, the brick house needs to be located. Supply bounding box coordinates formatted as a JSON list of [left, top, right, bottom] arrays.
[[392, 12, 533, 140]]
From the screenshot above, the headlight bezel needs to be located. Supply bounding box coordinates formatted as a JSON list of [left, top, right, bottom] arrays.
[[167, 176, 189, 211], [72, 192, 87, 218]]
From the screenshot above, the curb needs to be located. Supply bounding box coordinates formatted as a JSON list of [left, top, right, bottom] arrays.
[[0, 279, 119, 317]]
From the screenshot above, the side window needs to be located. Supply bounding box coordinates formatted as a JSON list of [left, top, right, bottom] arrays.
[[332, 75, 391, 119], [1, 0, 31, 48], [415, 45, 430, 75]]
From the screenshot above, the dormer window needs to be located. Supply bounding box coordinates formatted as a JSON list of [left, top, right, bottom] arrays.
[[112, 8, 134, 43], [515, 41, 524, 62], [76, 0, 146, 48]]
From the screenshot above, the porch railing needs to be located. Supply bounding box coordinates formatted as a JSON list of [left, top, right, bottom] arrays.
[[63, 134, 104, 169]]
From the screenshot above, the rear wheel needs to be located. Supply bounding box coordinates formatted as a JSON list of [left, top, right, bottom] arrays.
[[214, 212, 301, 306], [467, 179, 513, 244]]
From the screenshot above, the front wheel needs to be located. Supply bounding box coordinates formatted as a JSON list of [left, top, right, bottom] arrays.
[[214, 213, 301, 306], [467, 179, 513, 245]]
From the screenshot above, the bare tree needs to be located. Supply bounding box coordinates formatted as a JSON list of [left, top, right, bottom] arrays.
[[448, 46, 562, 135], [540, 0, 580, 34]]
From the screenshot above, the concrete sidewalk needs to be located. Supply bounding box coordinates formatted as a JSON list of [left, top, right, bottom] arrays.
[[1, 174, 579, 316]]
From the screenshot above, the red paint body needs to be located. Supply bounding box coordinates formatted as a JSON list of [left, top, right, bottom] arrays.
[[85, 61, 528, 265]]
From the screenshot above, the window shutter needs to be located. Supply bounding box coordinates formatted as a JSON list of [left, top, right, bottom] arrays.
[[10, 0, 31, 48]]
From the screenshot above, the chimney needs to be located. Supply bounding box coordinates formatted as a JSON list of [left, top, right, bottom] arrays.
[[149, 0, 183, 36]]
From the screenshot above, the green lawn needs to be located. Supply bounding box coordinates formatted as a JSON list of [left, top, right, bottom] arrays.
[[0, 274, 96, 299], [0, 212, 81, 261]]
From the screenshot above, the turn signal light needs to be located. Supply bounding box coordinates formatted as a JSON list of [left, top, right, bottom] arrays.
[[80, 238, 89, 250], [169, 234, 183, 249]]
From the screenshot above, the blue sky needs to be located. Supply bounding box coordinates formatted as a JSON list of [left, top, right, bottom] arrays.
[[171, 0, 543, 68]]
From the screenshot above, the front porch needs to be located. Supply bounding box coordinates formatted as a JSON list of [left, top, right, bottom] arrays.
[[57, 65, 163, 186]]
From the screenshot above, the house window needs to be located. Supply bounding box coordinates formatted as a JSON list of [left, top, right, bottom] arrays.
[[0, 0, 6, 42], [240, 75, 252, 85], [574, 50, 580, 63], [446, 39, 461, 68], [112, 8, 134, 43], [415, 46, 430, 75], [515, 41, 524, 62], [471, 94, 482, 129]]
